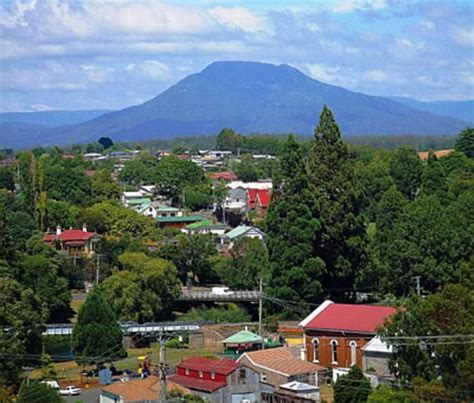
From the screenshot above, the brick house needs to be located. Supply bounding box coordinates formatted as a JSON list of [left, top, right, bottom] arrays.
[[168, 357, 260, 403], [300, 301, 396, 370]]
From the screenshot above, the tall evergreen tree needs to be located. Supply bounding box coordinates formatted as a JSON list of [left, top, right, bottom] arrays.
[[455, 127, 474, 159], [71, 287, 126, 365], [264, 135, 324, 316], [308, 106, 367, 297], [420, 151, 448, 197], [389, 147, 423, 200]]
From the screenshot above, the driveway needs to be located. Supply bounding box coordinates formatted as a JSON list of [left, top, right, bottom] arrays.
[[64, 387, 101, 403]]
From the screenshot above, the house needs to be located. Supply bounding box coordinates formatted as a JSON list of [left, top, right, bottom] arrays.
[[137, 202, 183, 219], [120, 191, 146, 205], [361, 336, 393, 378], [100, 376, 189, 403], [168, 357, 260, 403], [238, 347, 324, 402], [300, 300, 396, 370], [418, 149, 453, 160], [278, 326, 305, 348], [181, 220, 227, 236], [221, 225, 265, 248], [209, 171, 238, 181], [224, 188, 247, 211], [272, 381, 321, 403], [155, 215, 206, 229], [222, 330, 278, 359], [43, 225, 101, 256], [246, 188, 271, 212]]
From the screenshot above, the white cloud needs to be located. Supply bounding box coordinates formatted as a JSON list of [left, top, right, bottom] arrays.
[[451, 26, 474, 47], [362, 69, 388, 82], [31, 103, 53, 111], [141, 60, 171, 80], [209, 6, 270, 34], [0, 0, 37, 28], [305, 63, 340, 83]]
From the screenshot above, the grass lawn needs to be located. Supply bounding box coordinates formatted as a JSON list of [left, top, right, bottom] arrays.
[[34, 347, 219, 385]]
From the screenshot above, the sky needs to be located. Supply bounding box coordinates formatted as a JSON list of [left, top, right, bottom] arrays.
[[0, 0, 473, 112]]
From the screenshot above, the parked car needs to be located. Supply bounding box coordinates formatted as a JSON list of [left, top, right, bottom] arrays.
[[59, 386, 81, 396]]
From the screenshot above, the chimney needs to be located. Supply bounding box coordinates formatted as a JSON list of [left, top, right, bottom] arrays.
[[82, 223, 88, 233], [56, 225, 62, 236]]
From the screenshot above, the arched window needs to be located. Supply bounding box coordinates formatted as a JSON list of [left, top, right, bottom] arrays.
[[349, 341, 357, 366], [330, 340, 338, 364], [312, 338, 319, 362]]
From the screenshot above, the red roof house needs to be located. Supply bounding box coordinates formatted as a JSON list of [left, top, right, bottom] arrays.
[[209, 171, 238, 181], [168, 357, 259, 402], [247, 188, 271, 210], [43, 225, 100, 256], [299, 300, 396, 369]]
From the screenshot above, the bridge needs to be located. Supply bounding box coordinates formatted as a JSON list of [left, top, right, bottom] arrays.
[[43, 321, 202, 336], [178, 290, 260, 302]]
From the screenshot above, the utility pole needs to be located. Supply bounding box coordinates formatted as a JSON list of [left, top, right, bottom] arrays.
[[96, 254, 101, 285], [159, 335, 167, 403], [412, 276, 421, 296], [259, 277, 264, 350]]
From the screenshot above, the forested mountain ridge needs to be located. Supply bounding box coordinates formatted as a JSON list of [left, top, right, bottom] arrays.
[[0, 61, 470, 148]]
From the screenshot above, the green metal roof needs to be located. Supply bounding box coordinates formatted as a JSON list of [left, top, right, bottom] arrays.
[[155, 215, 206, 223], [127, 198, 152, 205], [156, 206, 180, 212], [185, 220, 226, 230], [222, 330, 263, 344]]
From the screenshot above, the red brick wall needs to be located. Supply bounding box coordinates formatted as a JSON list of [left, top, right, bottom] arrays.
[[304, 332, 373, 368]]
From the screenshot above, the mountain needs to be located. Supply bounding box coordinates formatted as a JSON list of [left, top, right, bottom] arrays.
[[0, 62, 470, 148], [389, 97, 474, 124], [0, 109, 111, 127]]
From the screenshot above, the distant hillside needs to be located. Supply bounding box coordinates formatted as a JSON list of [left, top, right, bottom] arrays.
[[0, 109, 111, 128], [0, 61, 470, 147], [389, 97, 474, 124]]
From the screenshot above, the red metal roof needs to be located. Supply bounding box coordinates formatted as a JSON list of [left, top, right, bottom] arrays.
[[177, 357, 237, 376], [43, 229, 96, 243], [303, 302, 396, 334], [167, 375, 226, 392], [209, 172, 237, 181], [247, 188, 270, 209]]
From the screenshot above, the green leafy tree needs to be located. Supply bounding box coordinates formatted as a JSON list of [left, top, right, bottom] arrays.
[[0, 167, 14, 191], [234, 154, 259, 182], [389, 147, 423, 200], [308, 106, 367, 297], [264, 135, 324, 315], [455, 127, 474, 158], [0, 278, 45, 388], [17, 382, 64, 403], [91, 169, 121, 202], [17, 255, 71, 322], [368, 384, 414, 403], [98, 137, 114, 150], [159, 234, 218, 284], [71, 287, 126, 365], [46, 200, 80, 229], [380, 284, 474, 400], [182, 304, 250, 323], [183, 183, 212, 211], [419, 152, 448, 197], [102, 254, 180, 322], [216, 237, 269, 290], [154, 156, 207, 205], [215, 128, 244, 152], [334, 365, 371, 403], [118, 152, 157, 186]]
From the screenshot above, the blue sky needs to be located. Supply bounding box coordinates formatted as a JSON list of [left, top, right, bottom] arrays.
[[0, 0, 473, 112]]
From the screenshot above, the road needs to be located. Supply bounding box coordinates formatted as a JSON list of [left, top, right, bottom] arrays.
[[64, 387, 101, 403]]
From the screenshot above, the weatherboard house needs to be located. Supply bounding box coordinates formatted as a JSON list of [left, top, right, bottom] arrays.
[[300, 300, 396, 370], [43, 224, 100, 256]]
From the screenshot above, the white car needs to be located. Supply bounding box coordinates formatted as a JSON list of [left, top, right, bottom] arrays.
[[40, 380, 59, 390], [59, 386, 82, 396]]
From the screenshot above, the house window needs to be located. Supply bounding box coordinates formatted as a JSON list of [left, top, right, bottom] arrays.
[[211, 372, 215, 380], [331, 340, 338, 364], [171, 213, 176, 217], [199, 371, 203, 378], [312, 338, 319, 362], [260, 373, 267, 382], [239, 368, 247, 380], [350, 341, 357, 366]]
